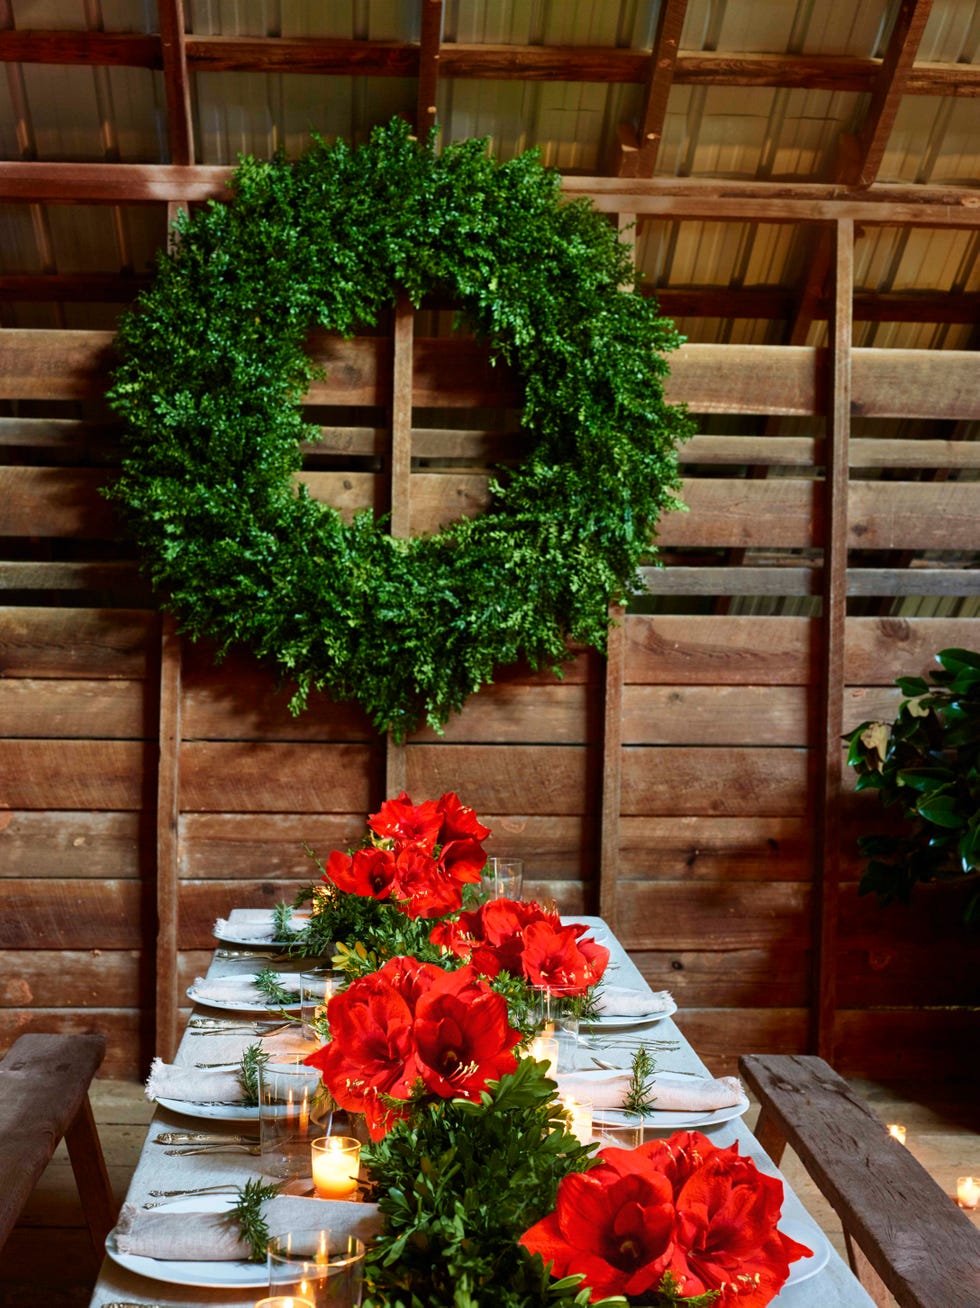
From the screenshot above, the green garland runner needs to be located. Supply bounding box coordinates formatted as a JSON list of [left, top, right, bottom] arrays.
[[107, 118, 693, 738]]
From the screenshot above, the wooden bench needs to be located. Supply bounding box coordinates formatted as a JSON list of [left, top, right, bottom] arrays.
[[0, 1032, 118, 1254], [739, 1053, 980, 1308]]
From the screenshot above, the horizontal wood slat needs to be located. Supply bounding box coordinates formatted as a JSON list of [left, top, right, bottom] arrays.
[[844, 617, 980, 682], [672, 1009, 810, 1078], [625, 616, 814, 685], [633, 946, 810, 1007], [833, 1010, 980, 1080], [405, 744, 595, 816], [0, 811, 141, 880], [180, 742, 378, 813], [622, 746, 810, 816], [618, 881, 810, 950], [0, 679, 146, 739], [0, 880, 143, 948], [623, 685, 810, 746], [0, 608, 155, 678], [0, 742, 149, 809], [0, 950, 140, 1006], [618, 815, 812, 880], [0, 1012, 139, 1078]]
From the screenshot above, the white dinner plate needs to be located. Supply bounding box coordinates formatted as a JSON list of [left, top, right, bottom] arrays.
[[186, 983, 303, 1014], [582, 997, 678, 1029], [212, 926, 304, 949], [154, 1095, 260, 1122], [781, 1220, 831, 1287], [106, 1195, 267, 1288]]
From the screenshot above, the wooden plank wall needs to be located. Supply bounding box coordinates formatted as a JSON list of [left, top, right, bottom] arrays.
[[2, 245, 979, 1080]]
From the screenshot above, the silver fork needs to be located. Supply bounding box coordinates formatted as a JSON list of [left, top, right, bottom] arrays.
[[164, 1143, 262, 1156], [144, 1186, 239, 1208]]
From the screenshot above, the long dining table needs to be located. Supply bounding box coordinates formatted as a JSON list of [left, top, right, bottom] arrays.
[[89, 911, 876, 1308]]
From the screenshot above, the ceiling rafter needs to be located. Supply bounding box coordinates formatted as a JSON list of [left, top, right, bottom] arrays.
[[0, 29, 977, 97], [616, 0, 688, 178]]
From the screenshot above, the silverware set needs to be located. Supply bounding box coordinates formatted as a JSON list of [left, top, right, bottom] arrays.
[[164, 1142, 262, 1156], [154, 1131, 258, 1145], [187, 1017, 291, 1036]]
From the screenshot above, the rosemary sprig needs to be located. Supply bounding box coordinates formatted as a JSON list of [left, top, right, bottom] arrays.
[[621, 1045, 658, 1116], [237, 1041, 270, 1107], [231, 1177, 283, 1262], [253, 966, 300, 1010], [272, 900, 298, 940]]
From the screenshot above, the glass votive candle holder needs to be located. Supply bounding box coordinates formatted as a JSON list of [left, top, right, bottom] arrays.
[[268, 1229, 365, 1308], [532, 986, 580, 1072], [254, 1298, 315, 1308], [311, 1135, 361, 1199], [300, 968, 345, 1042], [481, 857, 524, 902], [957, 1176, 980, 1209], [592, 1109, 644, 1150], [887, 1123, 907, 1145], [560, 1095, 593, 1144], [528, 1032, 559, 1078], [258, 1058, 326, 1179]]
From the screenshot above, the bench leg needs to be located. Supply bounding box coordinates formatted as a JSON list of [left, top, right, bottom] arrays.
[[752, 1105, 788, 1166], [844, 1232, 894, 1308], [64, 1094, 118, 1253]]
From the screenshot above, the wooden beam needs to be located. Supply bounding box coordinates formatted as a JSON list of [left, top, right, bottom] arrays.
[[813, 220, 853, 1063], [416, 0, 443, 138], [1, 163, 977, 226], [156, 613, 181, 1062], [158, 0, 194, 167], [848, 0, 934, 188], [385, 296, 414, 786], [617, 0, 688, 178], [599, 608, 624, 930]]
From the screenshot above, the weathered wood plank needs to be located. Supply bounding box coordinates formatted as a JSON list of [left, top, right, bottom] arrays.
[[622, 684, 810, 746], [622, 746, 810, 816], [833, 1009, 980, 1080], [672, 1008, 810, 1078], [0, 742, 149, 809], [0, 811, 141, 879], [616, 881, 810, 950], [660, 479, 818, 547], [0, 1011, 139, 1078], [851, 349, 980, 420], [631, 945, 810, 1007], [624, 616, 813, 685], [0, 608, 154, 678], [0, 679, 145, 738], [849, 480, 980, 550], [406, 744, 595, 816], [0, 950, 140, 1006], [180, 742, 379, 813], [0, 880, 143, 948], [844, 617, 980, 683], [618, 815, 812, 879], [178, 812, 597, 879]]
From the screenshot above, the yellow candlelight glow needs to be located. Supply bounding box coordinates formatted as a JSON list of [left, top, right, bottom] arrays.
[[528, 1033, 559, 1077], [957, 1176, 980, 1209], [560, 1095, 592, 1144], [311, 1135, 361, 1199], [887, 1123, 907, 1145], [254, 1298, 315, 1308]]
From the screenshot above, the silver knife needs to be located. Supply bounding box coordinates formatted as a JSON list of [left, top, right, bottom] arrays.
[[154, 1130, 258, 1144]]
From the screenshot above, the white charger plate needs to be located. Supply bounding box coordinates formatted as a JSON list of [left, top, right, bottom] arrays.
[[186, 982, 302, 1014], [582, 996, 678, 1029], [106, 1195, 267, 1288], [155, 1095, 260, 1122], [781, 1220, 831, 1287]]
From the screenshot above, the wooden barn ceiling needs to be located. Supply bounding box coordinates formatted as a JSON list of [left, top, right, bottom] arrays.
[[0, 0, 977, 349]]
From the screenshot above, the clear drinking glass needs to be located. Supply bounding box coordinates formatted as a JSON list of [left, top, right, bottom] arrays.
[[532, 984, 580, 1073], [258, 1057, 329, 1179], [300, 968, 346, 1041], [481, 856, 524, 902], [267, 1230, 365, 1308]]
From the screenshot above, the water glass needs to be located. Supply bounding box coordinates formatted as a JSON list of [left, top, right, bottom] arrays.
[[268, 1229, 365, 1307], [300, 967, 346, 1041], [533, 985, 580, 1072], [592, 1109, 645, 1150], [481, 856, 524, 901], [258, 1057, 329, 1179]]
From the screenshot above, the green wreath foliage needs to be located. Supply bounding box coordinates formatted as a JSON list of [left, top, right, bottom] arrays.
[[107, 118, 693, 738]]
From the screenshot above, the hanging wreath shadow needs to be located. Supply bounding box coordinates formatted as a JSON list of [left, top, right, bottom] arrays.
[[106, 118, 693, 740]]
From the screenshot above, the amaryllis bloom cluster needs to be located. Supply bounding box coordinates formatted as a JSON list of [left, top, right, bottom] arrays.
[[520, 1131, 812, 1307], [321, 790, 490, 920], [430, 898, 609, 995], [304, 956, 521, 1139]]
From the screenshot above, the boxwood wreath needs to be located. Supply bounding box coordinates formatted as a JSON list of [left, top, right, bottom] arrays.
[[107, 118, 693, 738]]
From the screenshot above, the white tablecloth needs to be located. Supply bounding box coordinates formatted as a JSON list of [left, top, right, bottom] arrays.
[[89, 912, 875, 1308]]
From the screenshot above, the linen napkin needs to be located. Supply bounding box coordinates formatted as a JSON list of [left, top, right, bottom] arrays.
[[593, 986, 674, 1018], [191, 972, 302, 1004], [214, 911, 310, 940], [555, 1069, 745, 1114], [114, 1195, 381, 1260], [145, 1057, 244, 1104]]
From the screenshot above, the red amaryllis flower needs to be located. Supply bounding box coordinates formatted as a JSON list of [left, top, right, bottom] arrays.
[[520, 1149, 677, 1299], [392, 846, 465, 919], [641, 1133, 812, 1307], [324, 846, 396, 899], [435, 791, 491, 843], [368, 791, 444, 850], [414, 964, 521, 1098], [520, 918, 609, 994], [438, 837, 486, 885]]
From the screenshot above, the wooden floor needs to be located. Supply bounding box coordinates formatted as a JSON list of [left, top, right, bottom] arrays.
[[1, 1077, 977, 1307]]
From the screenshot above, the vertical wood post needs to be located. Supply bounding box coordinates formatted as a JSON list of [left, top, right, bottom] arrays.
[[386, 295, 414, 793], [599, 607, 625, 930], [156, 612, 182, 1060], [812, 218, 853, 1060]]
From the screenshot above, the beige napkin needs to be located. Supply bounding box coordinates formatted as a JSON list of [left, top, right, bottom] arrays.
[[594, 986, 674, 1017], [178, 1028, 319, 1069], [556, 1069, 745, 1113], [191, 972, 302, 1003], [114, 1195, 381, 1260], [214, 912, 309, 940], [145, 1057, 244, 1104]]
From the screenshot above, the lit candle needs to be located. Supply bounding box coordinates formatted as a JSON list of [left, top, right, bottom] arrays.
[[254, 1298, 315, 1308], [528, 1034, 559, 1077], [299, 1087, 310, 1136], [311, 1135, 361, 1199], [887, 1123, 907, 1145], [561, 1095, 592, 1144], [957, 1176, 980, 1209]]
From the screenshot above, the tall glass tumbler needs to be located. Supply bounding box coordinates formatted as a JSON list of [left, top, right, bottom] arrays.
[[267, 1230, 365, 1308], [258, 1057, 328, 1180], [300, 967, 346, 1042]]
